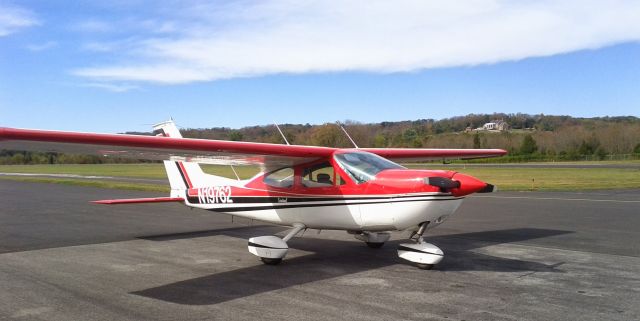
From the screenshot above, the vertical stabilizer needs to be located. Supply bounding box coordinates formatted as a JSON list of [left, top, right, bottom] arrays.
[[152, 120, 182, 138], [163, 160, 187, 198], [153, 120, 241, 195]]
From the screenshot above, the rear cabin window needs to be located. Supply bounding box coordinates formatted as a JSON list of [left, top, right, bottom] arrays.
[[263, 167, 294, 188]]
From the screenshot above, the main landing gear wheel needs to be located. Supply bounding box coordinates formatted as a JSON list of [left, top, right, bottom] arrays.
[[397, 222, 444, 270], [417, 263, 434, 270], [248, 223, 305, 265], [260, 257, 283, 265], [366, 242, 385, 248]]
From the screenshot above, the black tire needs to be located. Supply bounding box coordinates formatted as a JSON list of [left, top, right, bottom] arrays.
[[417, 263, 434, 270], [366, 242, 385, 249], [260, 257, 283, 265]]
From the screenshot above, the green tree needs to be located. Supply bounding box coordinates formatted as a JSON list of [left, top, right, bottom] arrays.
[[519, 134, 538, 155], [402, 128, 418, 146], [228, 131, 244, 141], [310, 124, 341, 147], [473, 133, 481, 149], [634, 143, 640, 154], [373, 134, 387, 147], [11, 153, 25, 164], [578, 139, 599, 155]]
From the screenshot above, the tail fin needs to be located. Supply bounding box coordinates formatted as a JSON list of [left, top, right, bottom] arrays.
[[153, 120, 240, 198], [152, 120, 182, 138]]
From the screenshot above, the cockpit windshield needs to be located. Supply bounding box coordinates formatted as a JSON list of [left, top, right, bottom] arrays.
[[334, 151, 405, 184]]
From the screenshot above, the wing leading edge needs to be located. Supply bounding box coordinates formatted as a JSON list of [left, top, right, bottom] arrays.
[[0, 127, 507, 166], [0, 127, 332, 167], [359, 148, 507, 162]]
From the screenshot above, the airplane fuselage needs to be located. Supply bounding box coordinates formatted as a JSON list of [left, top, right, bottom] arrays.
[[187, 187, 464, 231], [178, 159, 487, 232]]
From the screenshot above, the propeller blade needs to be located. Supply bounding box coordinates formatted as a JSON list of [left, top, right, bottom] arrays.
[[477, 184, 496, 193]]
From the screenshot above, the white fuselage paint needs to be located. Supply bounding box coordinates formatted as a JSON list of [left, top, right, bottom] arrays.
[[185, 195, 464, 231]]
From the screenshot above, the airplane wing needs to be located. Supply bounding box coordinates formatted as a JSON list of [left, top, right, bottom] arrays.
[[0, 127, 333, 167], [359, 148, 507, 162], [0, 127, 506, 167]]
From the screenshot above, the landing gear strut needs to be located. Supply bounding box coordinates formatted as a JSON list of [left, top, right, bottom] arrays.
[[248, 223, 306, 265], [409, 221, 429, 244], [398, 221, 443, 270]]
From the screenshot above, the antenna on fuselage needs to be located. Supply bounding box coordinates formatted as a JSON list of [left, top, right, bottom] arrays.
[[337, 122, 359, 148], [273, 122, 290, 145]]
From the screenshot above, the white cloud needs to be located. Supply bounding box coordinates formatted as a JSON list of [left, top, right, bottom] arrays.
[[26, 41, 57, 51], [73, 0, 640, 84], [72, 17, 177, 35], [71, 19, 114, 33], [0, 4, 39, 36], [79, 82, 139, 92]]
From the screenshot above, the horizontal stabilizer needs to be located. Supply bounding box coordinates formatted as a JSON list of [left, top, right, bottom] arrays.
[[91, 197, 184, 205]]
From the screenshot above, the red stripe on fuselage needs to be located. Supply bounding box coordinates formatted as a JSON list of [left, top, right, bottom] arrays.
[[177, 162, 193, 188]]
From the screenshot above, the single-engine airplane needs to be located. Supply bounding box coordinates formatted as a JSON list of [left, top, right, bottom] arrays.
[[0, 121, 506, 269]]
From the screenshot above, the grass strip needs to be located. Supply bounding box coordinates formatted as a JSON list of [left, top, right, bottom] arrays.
[[2, 163, 639, 192]]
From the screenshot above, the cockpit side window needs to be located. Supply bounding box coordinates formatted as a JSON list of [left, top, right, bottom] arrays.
[[334, 151, 405, 184], [302, 161, 341, 187], [263, 167, 294, 188]]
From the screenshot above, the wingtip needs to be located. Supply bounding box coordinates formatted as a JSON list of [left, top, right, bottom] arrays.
[[91, 200, 113, 205], [0, 127, 8, 140]]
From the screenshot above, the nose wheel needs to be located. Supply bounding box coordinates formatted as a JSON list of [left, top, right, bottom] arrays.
[[398, 222, 443, 270], [366, 242, 385, 248]]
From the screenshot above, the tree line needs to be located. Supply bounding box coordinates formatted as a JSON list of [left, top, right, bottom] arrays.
[[2, 113, 640, 164]]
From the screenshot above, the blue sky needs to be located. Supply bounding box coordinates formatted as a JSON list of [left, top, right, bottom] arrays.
[[1, 1, 639, 133]]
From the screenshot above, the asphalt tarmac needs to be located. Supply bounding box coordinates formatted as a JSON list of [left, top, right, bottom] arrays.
[[0, 181, 639, 321]]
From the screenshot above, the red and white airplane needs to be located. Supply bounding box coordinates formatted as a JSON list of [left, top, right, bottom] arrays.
[[0, 120, 506, 269]]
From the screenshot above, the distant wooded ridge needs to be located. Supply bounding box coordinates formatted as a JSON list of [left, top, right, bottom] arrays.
[[2, 113, 640, 164]]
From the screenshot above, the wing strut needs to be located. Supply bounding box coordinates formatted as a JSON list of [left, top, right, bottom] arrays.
[[337, 122, 359, 148]]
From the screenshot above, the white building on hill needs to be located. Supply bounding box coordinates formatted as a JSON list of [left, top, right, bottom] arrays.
[[477, 120, 510, 132]]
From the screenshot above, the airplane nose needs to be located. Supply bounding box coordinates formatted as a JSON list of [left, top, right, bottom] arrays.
[[451, 173, 493, 196]]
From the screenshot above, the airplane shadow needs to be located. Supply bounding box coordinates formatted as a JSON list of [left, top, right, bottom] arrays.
[[137, 225, 279, 241], [132, 227, 571, 305]]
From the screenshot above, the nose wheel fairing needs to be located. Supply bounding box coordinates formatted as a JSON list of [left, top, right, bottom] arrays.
[[398, 221, 444, 269], [397, 242, 444, 267]]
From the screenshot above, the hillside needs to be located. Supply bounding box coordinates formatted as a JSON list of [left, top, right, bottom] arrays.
[[2, 113, 640, 164], [179, 113, 640, 161]]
